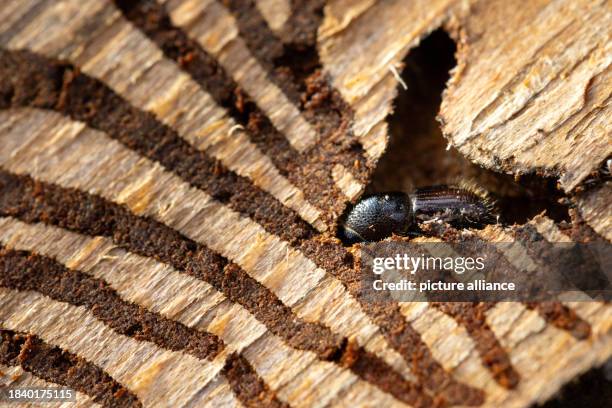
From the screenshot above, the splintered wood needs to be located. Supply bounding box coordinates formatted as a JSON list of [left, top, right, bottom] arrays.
[[0, 0, 610, 407], [320, 0, 611, 238]]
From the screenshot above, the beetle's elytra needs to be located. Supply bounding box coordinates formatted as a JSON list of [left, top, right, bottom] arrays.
[[340, 185, 496, 244]]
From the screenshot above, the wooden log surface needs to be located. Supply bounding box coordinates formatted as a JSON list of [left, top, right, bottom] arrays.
[[0, 0, 610, 407], [0, 363, 101, 408]]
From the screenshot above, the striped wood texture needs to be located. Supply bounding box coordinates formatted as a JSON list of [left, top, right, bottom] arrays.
[[0, 0, 610, 407]]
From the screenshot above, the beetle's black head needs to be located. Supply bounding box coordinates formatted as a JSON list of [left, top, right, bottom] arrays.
[[340, 192, 413, 244]]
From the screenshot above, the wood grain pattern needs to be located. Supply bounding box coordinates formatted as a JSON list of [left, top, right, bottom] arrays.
[[320, 0, 611, 237], [0, 364, 100, 408], [0, 0, 327, 232], [0, 288, 231, 407], [256, 0, 291, 32], [0, 0, 610, 407]]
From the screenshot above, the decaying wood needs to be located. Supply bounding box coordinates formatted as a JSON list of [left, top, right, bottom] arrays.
[[0, 364, 99, 408], [576, 184, 612, 241], [320, 0, 611, 236], [256, 0, 291, 34], [0, 109, 409, 406], [0, 0, 610, 407]]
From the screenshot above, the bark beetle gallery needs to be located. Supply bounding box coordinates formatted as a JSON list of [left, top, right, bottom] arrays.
[[0, 0, 610, 407]]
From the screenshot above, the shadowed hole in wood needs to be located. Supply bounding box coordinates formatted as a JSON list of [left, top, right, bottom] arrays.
[[365, 29, 570, 230]]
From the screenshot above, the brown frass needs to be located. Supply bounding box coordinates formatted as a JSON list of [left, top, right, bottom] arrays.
[[0, 169, 343, 360], [114, 0, 369, 225], [0, 247, 225, 360], [0, 329, 141, 408]]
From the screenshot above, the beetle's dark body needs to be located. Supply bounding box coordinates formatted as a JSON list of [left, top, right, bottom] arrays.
[[341, 193, 412, 243], [340, 185, 495, 244], [411, 185, 495, 227]]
